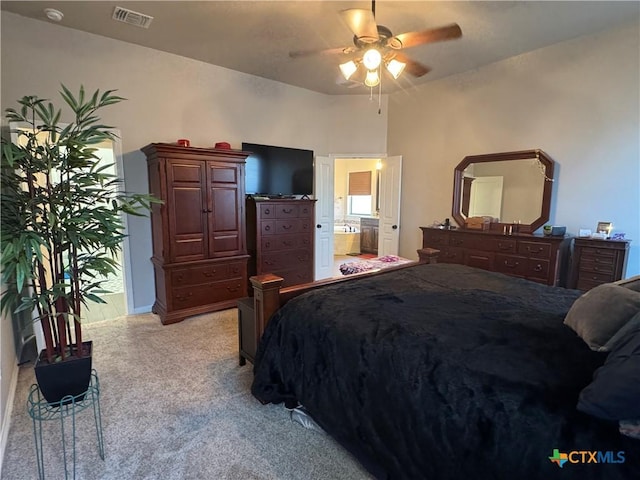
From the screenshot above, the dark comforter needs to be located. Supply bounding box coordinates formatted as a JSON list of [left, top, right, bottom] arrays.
[[251, 263, 639, 479]]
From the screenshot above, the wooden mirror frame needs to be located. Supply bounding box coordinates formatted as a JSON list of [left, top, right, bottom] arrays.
[[451, 149, 555, 233]]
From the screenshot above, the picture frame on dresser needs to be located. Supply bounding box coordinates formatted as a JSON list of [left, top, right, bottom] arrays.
[[596, 221, 613, 235]]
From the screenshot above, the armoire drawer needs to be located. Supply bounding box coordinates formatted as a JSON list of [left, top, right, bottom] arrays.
[[171, 278, 245, 309], [170, 261, 245, 287]]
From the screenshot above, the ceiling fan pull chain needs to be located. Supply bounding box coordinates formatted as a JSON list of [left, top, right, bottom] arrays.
[[377, 65, 382, 115]]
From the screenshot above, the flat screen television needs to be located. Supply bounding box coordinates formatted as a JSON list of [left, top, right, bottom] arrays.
[[242, 142, 314, 196]]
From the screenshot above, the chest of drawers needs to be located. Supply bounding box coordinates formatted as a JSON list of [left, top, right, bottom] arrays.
[[420, 227, 571, 286], [570, 238, 630, 291], [246, 199, 315, 288]]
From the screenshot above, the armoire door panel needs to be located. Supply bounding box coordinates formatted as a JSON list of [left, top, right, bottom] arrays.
[[208, 163, 238, 184], [173, 236, 207, 262], [170, 162, 203, 183], [210, 188, 239, 231], [211, 234, 241, 254], [169, 187, 207, 261], [171, 188, 205, 234]]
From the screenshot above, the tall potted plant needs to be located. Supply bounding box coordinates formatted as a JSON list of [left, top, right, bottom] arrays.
[[1, 85, 157, 403]]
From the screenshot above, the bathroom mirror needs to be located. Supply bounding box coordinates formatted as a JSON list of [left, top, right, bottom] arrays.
[[452, 149, 554, 233]]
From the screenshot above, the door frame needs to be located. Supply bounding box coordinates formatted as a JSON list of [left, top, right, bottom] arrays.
[[110, 129, 135, 316], [315, 152, 399, 279]]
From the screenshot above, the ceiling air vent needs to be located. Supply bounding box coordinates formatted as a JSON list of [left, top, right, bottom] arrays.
[[112, 6, 153, 29]]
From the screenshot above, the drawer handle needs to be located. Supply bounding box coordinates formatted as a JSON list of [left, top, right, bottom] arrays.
[[265, 225, 271, 231], [503, 260, 519, 268], [282, 208, 293, 214], [176, 292, 193, 301], [498, 244, 512, 250], [283, 241, 293, 246], [227, 285, 240, 292], [203, 269, 217, 277], [176, 275, 183, 282], [265, 260, 274, 265], [265, 208, 270, 214], [526, 246, 543, 253], [265, 242, 271, 248], [282, 225, 293, 230], [533, 264, 543, 272]]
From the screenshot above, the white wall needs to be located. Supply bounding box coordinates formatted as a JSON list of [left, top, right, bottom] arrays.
[[388, 20, 640, 278]]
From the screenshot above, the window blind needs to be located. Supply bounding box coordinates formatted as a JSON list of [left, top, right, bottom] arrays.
[[348, 171, 372, 196]]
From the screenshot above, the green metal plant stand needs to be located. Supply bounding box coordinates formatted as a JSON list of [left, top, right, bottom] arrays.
[[27, 369, 104, 479]]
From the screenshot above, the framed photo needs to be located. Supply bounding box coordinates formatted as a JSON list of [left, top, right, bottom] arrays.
[[596, 221, 612, 234]]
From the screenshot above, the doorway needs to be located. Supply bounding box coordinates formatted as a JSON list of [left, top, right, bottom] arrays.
[[314, 154, 402, 280], [82, 139, 128, 323]]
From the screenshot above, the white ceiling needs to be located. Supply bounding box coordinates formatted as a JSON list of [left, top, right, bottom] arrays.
[[2, 1, 638, 95]]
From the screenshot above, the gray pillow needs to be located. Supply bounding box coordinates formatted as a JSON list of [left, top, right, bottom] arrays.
[[601, 310, 640, 352], [564, 284, 640, 350]]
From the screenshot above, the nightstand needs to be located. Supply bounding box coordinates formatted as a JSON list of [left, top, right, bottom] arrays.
[[570, 238, 630, 291]]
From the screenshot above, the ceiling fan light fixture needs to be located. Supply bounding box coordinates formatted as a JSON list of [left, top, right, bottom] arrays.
[[362, 48, 382, 70], [386, 58, 406, 79], [364, 69, 380, 87], [339, 60, 358, 80]]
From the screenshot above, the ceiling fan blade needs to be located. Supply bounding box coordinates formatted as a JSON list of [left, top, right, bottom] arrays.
[[392, 23, 462, 49], [340, 8, 379, 41], [289, 46, 353, 59], [394, 53, 431, 78]]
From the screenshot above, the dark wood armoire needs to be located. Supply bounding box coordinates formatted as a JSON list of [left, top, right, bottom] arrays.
[[143, 143, 249, 324]]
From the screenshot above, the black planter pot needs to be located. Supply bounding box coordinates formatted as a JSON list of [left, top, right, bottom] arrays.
[[34, 341, 93, 405]]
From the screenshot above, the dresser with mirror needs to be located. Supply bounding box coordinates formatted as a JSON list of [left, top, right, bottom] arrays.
[[421, 149, 571, 286]]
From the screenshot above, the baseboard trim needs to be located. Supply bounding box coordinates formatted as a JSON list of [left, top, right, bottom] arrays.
[[131, 304, 153, 315], [0, 362, 19, 477]]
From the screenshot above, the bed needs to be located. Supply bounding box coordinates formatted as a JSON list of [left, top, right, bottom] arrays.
[[250, 263, 640, 479]]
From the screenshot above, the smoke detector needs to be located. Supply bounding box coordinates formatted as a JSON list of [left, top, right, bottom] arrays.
[[44, 8, 64, 22], [112, 6, 153, 29]]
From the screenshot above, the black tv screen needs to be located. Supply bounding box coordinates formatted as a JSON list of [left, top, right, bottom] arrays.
[[242, 142, 314, 196]]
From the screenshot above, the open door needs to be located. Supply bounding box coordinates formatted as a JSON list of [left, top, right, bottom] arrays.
[[314, 156, 334, 280], [378, 156, 402, 256]]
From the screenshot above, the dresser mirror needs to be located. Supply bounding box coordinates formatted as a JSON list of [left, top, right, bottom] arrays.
[[452, 149, 554, 233]]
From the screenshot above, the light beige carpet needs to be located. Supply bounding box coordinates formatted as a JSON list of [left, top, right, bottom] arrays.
[[1, 309, 372, 480]]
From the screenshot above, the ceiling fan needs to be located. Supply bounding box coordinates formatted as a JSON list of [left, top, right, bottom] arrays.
[[289, 0, 462, 88]]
